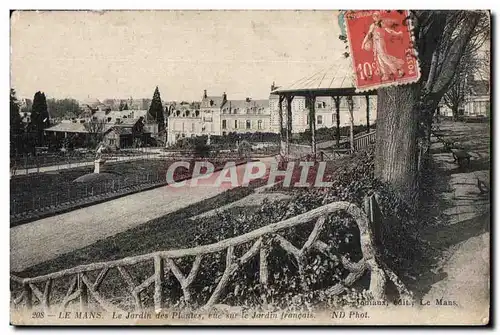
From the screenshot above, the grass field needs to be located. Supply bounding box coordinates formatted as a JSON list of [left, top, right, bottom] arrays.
[[10, 158, 240, 219]]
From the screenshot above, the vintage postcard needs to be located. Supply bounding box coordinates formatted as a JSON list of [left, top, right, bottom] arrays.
[[9, 10, 491, 326]]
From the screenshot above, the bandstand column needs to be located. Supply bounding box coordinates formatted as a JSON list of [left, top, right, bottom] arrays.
[[278, 94, 285, 155], [286, 95, 294, 157], [333, 96, 341, 147], [366, 95, 370, 133], [308, 94, 317, 157]]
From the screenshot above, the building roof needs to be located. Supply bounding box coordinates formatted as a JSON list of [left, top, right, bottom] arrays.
[[201, 96, 225, 108], [45, 122, 88, 133], [271, 57, 375, 96], [222, 99, 269, 114]]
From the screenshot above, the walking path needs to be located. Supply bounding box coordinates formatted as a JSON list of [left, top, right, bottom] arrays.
[[421, 121, 490, 324], [10, 157, 276, 272]]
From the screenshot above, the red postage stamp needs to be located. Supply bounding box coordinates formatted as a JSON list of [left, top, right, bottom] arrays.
[[344, 10, 421, 92]]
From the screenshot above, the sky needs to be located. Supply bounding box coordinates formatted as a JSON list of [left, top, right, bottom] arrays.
[[11, 10, 345, 102]]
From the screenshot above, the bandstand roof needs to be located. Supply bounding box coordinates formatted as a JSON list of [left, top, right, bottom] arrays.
[[271, 57, 376, 97]]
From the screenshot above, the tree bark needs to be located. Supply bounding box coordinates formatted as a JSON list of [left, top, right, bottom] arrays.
[[374, 85, 421, 203]]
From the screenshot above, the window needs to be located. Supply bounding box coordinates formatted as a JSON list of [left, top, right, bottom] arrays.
[[306, 114, 309, 125], [246, 120, 251, 129], [317, 115, 323, 125], [222, 120, 227, 129], [234, 120, 238, 129], [258, 120, 263, 130]]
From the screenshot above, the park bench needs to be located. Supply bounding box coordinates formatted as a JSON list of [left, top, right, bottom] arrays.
[[477, 178, 490, 194], [442, 139, 457, 151], [451, 149, 471, 168]]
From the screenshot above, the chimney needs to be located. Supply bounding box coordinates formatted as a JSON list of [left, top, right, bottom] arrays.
[[222, 92, 227, 104], [203, 90, 207, 99], [245, 97, 251, 102], [271, 81, 276, 92]]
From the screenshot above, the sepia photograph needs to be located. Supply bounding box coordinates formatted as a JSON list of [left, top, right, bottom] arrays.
[[9, 9, 491, 326]]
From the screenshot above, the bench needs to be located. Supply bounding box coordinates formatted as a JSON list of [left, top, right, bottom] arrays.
[[443, 139, 456, 151], [452, 150, 471, 168], [477, 178, 490, 194]]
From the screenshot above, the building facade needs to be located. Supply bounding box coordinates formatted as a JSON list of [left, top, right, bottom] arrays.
[[166, 86, 377, 145], [167, 91, 272, 145]]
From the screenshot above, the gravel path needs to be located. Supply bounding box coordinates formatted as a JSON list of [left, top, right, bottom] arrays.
[[421, 121, 490, 324], [11, 159, 275, 272]]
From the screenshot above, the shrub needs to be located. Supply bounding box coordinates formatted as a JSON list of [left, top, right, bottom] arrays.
[[143, 146, 423, 310], [237, 140, 252, 158]]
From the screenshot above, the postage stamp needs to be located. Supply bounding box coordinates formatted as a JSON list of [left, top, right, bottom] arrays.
[[9, 10, 490, 326], [344, 10, 421, 92]]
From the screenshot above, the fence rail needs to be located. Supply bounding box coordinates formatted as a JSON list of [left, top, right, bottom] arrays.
[[353, 131, 376, 151], [10, 149, 163, 176], [11, 196, 411, 313]]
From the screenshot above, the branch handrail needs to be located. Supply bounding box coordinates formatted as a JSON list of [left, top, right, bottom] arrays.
[[12, 201, 368, 285], [11, 197, 411, 312]]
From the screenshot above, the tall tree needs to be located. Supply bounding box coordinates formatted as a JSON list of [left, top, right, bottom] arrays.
[[47, 98, 81, 119], [30, 91, 50, 145], [148, 86, 165, 132], [10, 89, 23, 155], [443, 43, 488, 120], [84, 118, 107, 148], [369, 10, 488, 202]]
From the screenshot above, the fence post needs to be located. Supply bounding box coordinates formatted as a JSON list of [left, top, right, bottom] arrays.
[[154, 255, 164, 313], [78, 274, 88, 311], [23, 283, 32, 310]]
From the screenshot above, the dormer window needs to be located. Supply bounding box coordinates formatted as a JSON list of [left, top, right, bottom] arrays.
[[210, 100, 214, 106]]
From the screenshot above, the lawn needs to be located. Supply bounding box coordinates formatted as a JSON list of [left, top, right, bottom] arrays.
[[10, 158, 244, 222]]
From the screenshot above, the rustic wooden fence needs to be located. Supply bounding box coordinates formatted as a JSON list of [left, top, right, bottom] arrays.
[[353, 131, 376, 151], [11, 195, 411, 313]]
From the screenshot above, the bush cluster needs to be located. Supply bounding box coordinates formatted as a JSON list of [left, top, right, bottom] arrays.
[[147, 146, 423, 311]]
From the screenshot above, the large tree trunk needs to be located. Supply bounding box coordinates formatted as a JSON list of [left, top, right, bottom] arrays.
[[374, 85, 421, 203]]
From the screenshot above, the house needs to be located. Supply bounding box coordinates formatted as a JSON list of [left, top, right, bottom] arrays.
[[44, 115, 152, 149], [102, 118, 151, 149], [464, 80, 490, 117]]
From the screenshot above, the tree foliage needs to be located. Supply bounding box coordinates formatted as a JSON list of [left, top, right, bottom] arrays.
[[148, 86, 165, 132], [30, 91, 50, 145], [47, 98, 82, 119], [10, 89, 24, 155], [443, 41, 489, 120], [84, 118, 107, 148]]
